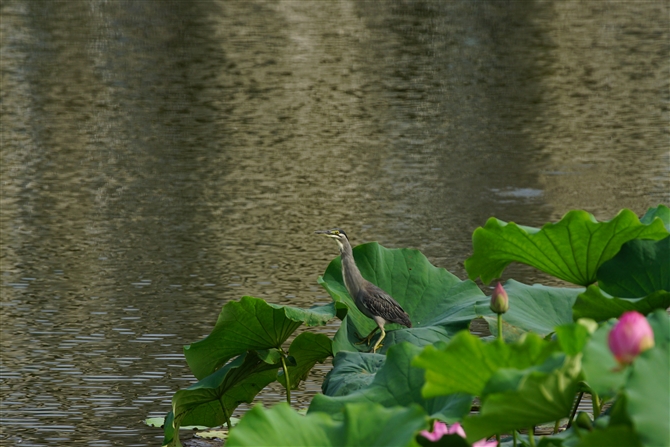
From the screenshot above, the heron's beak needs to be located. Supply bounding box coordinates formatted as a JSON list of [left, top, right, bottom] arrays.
[[315, 229, 338, 238]]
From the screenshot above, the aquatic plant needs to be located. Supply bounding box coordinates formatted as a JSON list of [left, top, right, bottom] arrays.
[[150, 205, 669, 447]]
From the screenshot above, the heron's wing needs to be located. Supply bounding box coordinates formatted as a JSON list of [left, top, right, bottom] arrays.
[[358, 282, 412, 328]]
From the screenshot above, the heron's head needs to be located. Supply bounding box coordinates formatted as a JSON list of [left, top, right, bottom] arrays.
[[315, 228, 349, 251]]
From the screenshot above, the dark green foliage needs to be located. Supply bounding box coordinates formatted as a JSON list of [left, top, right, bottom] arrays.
[[150, 206, 669, 447], [465, 209, 668, 286], [310, 343, 472, 422], [597, 236, 670, 297]]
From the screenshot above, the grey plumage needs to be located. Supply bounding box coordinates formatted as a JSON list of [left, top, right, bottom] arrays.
[[357, 282, 412, 328], [316, 228, 411, 353]]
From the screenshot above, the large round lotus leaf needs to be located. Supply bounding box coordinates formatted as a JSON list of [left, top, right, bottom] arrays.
[[226, 402, 428, 447], [465, 208, 668, 286], [317, 242, 485, 354], [624, 310, 669, 447], [413, 331, 558, 398], [575, 425, 642, 447], [321, 351, 385, 397], [597, 236, 670, 298], [554, 320, 595, 356], [626, 347, 669, 447], [572, 285, 670, 322], [309, 343, 472, 423], [167, 352, 279, 447], [639, 204, 670, 229], [461, 354, 581, 443], [277, 332, 332, 390], [581, 319, 627, 399], [184, 297, 336, 379], [475, 280, 583, 341]]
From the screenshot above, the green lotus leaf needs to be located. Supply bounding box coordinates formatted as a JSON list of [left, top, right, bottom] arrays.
[[579, 311, 668, 447], [309, 343, 473, 422], [161, 411, 176, 447], [572, 285, 670, 321], [582, 309, 668, 399], [465, 209, 668, 286], [277, 332, 333, 390], [626, 347, 669, 447], [646, 308, 670, 349], [184, 296, 336, 379], [535, 431, 576, 447], [624, 310, 670, 447], [318, 242, 485, 354], [581, 319, 625, 398], [606, 393, 634, 427], [321, 351, 385, 397], [256, 348, 282, 364], [476, 280, 583, 341], [554, 320, 595, 355], [413, 331, 558, 398], [167, 351, 279, 447], [640, 204, 670, 228], [597, 236, 669, 297], [226, 402, 428, 447], [461, 354, 581, 442], [574, 425, 642, 447]]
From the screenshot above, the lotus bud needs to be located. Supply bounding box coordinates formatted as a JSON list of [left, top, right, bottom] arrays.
[[490, 282, 509, 314], [608, 311, 655, 365]]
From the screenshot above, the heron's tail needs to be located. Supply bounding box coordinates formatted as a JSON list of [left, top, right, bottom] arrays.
[[397, 312, 411, 328]]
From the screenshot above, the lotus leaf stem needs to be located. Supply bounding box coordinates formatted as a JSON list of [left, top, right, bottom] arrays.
[[567, 391, 584, 429], [592, 393, 601, 418], [496, 433, 500, 446], [219, 400, 232, 430], [280, 354, 291, 405], [528, 427, 536, 447], [497, 313, 503, 340], [513, 431, 517, 447], [553, 419, 560, 434]]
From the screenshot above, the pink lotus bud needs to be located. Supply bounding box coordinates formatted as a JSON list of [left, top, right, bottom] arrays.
[[490, 282, 509, 314], [608, 311, 655, 365]]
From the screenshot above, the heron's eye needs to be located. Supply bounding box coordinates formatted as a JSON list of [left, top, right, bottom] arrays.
[[333, 230, 340, 235]]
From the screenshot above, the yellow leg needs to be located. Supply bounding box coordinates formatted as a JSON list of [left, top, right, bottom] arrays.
[[372, 327, 386, 353], [355, 327, 379, 346]]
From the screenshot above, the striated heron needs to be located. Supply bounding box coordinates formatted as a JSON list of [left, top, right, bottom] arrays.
[[316, 228, 411, 353]]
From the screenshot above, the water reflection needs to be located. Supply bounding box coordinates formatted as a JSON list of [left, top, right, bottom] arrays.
[[1, 0, 667, 445]]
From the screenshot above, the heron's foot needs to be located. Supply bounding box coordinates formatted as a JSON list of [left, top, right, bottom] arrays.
[[354, 328, 379, 346], [354, 332, 375, 346], [371, 329, 386, 354], [371, 342, 383, 353]]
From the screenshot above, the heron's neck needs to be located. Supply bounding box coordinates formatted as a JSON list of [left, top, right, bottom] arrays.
[[339, 240, 364, 297]]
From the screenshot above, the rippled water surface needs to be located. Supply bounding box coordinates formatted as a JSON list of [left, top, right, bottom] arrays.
[[1, 1, 668, 445]]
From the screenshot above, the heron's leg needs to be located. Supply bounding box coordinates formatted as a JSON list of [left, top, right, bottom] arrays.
[[371, 327, 386, 353], [355, 327, 379, 345]]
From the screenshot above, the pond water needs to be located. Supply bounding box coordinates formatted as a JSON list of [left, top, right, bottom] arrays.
[[1, 1, 667, 445]]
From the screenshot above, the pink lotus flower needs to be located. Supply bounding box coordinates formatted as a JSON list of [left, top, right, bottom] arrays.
[[420, 421, 497, 446], [473, 438, 498, 447], [489, 282, 509, 314], [608, 311, 655, 365]]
